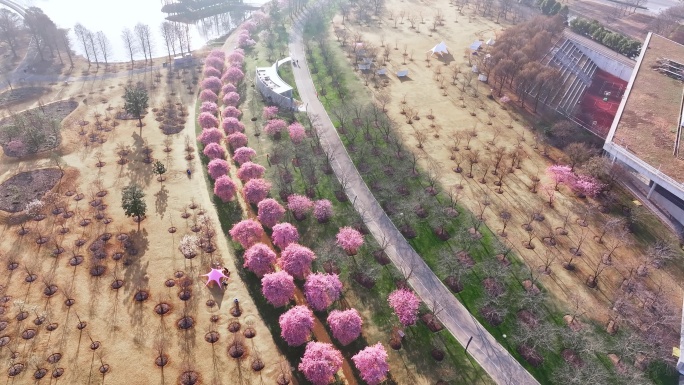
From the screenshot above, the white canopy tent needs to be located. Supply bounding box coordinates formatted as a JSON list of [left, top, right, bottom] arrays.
[[427, 41, 449, 57]]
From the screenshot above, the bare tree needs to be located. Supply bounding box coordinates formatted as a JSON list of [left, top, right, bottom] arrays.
[[59, 29, 74, 68], [0, 9, 22, 58], [134, 23, 149, 63], [121, 28, 137, 67], [160, 22, 175, 61], [570, 226, 588, 257], [96, 31, 111, 66], [86, 29, 100, 68], [499, 210, 512, 237], [585, 257, 609, 288], [466, 150, 480, 178], [538, 249, 556, 274], [74, 23, 92, 65], [142, 24, 154, 64]]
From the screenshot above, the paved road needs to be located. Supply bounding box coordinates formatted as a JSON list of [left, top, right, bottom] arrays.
[[288, 7, 539, 385]]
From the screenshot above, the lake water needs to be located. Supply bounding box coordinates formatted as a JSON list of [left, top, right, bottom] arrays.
[[12, 0, 266, 62]]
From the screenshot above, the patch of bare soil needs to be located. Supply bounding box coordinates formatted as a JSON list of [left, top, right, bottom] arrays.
[[352, 271, 376, 289], [0, 168, 62, 212], [445, 275, 463, 293], [561, 348, 584, 368], [421, 313, 444, 332], [456, 251, 475, 268], [483, 277, 505, 297], [516, 309, 539, 328], [0, 100, 78, 157], [0, 87, 50, 109], [517, 344, 544, 367], [479, 305, 504, 326]]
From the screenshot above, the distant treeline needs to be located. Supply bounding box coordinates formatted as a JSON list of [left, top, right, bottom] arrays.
[[569, 18, 642, 58]]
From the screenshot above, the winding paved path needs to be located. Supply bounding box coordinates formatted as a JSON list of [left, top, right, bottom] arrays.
[[288, 8, 539, 385]]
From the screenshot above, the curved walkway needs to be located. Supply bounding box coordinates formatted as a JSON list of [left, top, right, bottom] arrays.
[[288, 8, 539, 385]]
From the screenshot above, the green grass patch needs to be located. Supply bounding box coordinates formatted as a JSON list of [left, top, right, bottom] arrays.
[[276, 62, 300, 100], [298, 15, 673, 385]]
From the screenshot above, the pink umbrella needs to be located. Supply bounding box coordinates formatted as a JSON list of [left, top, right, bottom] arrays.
[[202, 268, 228, 288]]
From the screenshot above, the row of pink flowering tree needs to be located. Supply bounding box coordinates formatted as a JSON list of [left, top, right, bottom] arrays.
[[194, 11, 424, 385]]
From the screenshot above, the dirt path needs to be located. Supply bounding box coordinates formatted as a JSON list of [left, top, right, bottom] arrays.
[[289, 8, 538, 385]]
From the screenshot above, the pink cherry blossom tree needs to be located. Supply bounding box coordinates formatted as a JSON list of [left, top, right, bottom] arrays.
[[223, 67, 245, 84], [243, 178, 271, 204], [232, 147, 256, 165], [222, 106, 242, 119], [257, 198, 286, 228], [570, 174, 603, 198], [299, 342, 343, 385], [203, 142, 225, 159], [237, 161, 266, 181], [251, 10, 269, 25], [264, 119, 287, 137], [205, 56, 224, 71], [288, 194, 313, 221], [203, 66, 222, 78], [279, 305, 314, 346], [304, 273, 343, 311], [243, 242, 277, 276], [200, 89, 218, 102], [261, 271, 295, 307], [221, 83, 237, 95], [242, 20, 257, 32], [388, 289, 420, 327], [201, 76, 222, 93], [547, 164, 574, 190], [288, 122, 306, 144], [336, 227, 364, 255], [200, 101, 219, 115], [279, 243, 316, 279], [213, 175, 237, 202], [207, 158, 229, 180], [352, 343, 389, 385], [198, 112, 219, 129], [227, 132, 248, 150], [222, 117, 245, 135], [271, 222, 299, 249], [222, 91, 241, 107], [207, 49, 226, 60], [327, 309, 362, 346], [263, 106, 278, 120], [199, 128, 224, 145], [227, 51, 244, 66], [313, 200, 334, 223], [228, 219, 264, 249], [237, 32, 256, 48]]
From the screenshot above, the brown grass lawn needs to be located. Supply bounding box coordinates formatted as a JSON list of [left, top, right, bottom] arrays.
[[332, 0, 683, 359], [0, 33, 285, 384]]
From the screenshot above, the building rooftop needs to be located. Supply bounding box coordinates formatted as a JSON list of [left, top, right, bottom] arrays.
[[256, 59, 292, 96], [609, 33, 684, 183]]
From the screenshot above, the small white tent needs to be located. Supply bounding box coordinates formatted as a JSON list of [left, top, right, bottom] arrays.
[[427, 41, 449, 57]]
